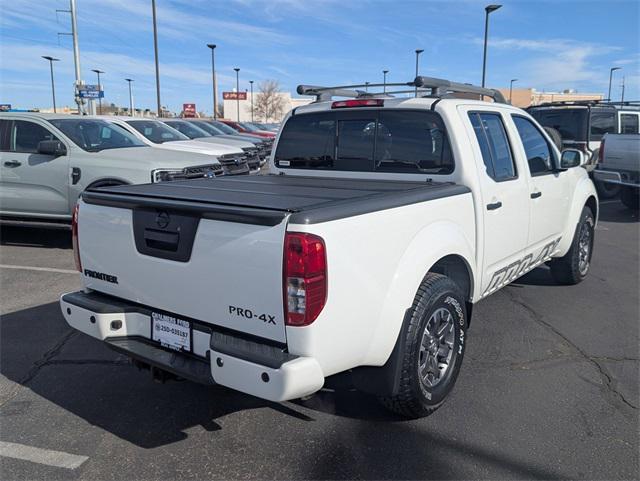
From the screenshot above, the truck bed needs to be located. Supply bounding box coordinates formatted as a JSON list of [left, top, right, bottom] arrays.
[[83, 175, 470, 225]]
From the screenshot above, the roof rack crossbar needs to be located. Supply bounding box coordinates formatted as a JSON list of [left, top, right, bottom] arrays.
[[297, 77, 506, 103]]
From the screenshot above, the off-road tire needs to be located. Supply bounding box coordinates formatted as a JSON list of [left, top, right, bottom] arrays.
[[620, 186, 639, 210], [378, 273, 467, 419], [549, 207, 595, 285]]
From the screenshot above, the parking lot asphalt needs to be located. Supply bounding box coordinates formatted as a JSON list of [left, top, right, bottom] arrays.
[[0, 200, 638, 481]]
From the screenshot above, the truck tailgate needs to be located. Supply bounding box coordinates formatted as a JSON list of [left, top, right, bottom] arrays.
[[77, 200, 288, 343]]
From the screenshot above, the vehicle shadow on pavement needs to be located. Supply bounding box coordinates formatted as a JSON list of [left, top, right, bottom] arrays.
[[0, 301, 313, 449], [1, 301, 570, 479], [0, 226, 72, 249]]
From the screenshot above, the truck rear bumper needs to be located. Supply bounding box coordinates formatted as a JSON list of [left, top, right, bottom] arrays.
[[60, 291, 324, 402], [593, 170, 640, 188]]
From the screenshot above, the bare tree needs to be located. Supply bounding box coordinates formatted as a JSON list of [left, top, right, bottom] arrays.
[[250, 80, 287, 122]]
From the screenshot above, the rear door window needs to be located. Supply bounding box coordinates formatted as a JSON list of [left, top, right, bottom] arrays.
[[590, 111, 616, 141], [468, 112, 516, 181], [275, 109, 453, 174], [9, 120, 60, 153], [620, 113, 639, 134]]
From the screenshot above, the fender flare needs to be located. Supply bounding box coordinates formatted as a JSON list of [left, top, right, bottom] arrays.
[[557, 176, 598, 257], [364, 220, 476, 365]]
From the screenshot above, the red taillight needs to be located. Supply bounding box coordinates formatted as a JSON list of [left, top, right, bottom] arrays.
[[72, 203, 81, 272], [283, 232, 327, 326], [331, 99, 384, 109]]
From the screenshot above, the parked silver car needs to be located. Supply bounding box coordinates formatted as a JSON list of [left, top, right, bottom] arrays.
[[0, 113, 248, 223]]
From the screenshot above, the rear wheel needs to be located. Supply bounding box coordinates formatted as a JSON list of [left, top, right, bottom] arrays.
[[549, 207, 595, 285], [620, 186, 639, 210], [543, 126, 563, 151], [378, 273, 467, 419]]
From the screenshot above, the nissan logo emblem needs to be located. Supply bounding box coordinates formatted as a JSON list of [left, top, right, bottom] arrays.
[[156, 211, 170, 229]]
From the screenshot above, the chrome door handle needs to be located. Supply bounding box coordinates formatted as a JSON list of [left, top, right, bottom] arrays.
[[486, 201, 502, 211], [530, 192, 542, 199], [3, 160, 21, 167]]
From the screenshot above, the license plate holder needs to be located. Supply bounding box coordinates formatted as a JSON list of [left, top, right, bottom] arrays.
[[151, 312, 192, 352]]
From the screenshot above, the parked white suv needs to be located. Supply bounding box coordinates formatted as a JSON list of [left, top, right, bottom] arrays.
[[0, 113, 248, 223], [60, 77, 598, 418]]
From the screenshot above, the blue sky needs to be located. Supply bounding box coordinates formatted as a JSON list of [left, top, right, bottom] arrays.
[[1, 0, 638, 114]]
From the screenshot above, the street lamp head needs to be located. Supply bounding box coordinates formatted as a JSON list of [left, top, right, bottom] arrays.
[[383, 69, 389, 74], [42, 56, 60, 62], [511, 78, 518, 82], [207, 43, 216, 49], [485, 4, 502, 13], [234, 68, 240, 73], [415, 49, 424, 55], [125, 78, 134, 83], [249, 80, 254, 84], [91, 69, 104, 74], [611, 67, 622, 72]]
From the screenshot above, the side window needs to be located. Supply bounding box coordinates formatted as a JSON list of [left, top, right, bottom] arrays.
[[512, 116, 555, 176], [0, 120, 9, 151], [590, 111, 616, 141], [469, 112, 516, 181], [9, 120, 59, 153], [620, 114, 639, 134]]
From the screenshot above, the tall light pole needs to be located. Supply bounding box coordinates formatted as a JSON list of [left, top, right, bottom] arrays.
[[414, 49, 424, 97], [151, 0, 162, 117], [69, 0, 84, 114], [383, 69, 389, 93], [125, 78, 134, 116], [234, 68, 240, 122], [207, 44, 217, 119], [621, 76, 625, 103], [608, 67, 621, 101], [249, 80, 254, 122], [509, 78, 518, 103], [91, 69, 104, 115], [365, 81, 370, 93], [42, 56, 60, 113], [481, 4, 502, 88]]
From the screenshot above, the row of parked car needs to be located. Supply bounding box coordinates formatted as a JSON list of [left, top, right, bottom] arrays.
[[0, 112, 279, 224]]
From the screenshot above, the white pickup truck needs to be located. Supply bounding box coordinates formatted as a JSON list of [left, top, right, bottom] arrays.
[[60, 77, 598, 418]]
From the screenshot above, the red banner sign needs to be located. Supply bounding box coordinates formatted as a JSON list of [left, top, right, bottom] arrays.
[[223, 92, 247, 100], [182, 103, 196, 117]]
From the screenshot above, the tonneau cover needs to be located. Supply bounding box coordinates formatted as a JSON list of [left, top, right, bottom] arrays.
[[83, 175, 469, 225]]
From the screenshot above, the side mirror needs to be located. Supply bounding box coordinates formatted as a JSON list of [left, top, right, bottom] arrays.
[[37, 140, 67, 157], [560, 149, 583, 169]]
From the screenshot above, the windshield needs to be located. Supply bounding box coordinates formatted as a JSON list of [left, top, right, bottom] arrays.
[[48, 119, 146, 152], [162, 120, 211, 139], [528, 108, 588, 141], [239, 122, 260, 132], [211, 121, 239, 135], [275, 109, 454, 174], [191, 121, 224, 136], [126, 120, 189, 143]]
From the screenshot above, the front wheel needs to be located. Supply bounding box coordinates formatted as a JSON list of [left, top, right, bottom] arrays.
[[378, 273, 467, 419], [549, 207, 595, 285]]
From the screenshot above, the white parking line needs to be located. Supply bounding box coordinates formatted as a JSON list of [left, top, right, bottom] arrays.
[[0, 264, 78, 275], [0, 441, 88, 470]]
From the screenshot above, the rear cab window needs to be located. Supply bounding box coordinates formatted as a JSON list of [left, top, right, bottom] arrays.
[[529, 108, 588, 141], [589, 110, 617, 141], [620, 113, 639, 134], [274, 109, 454, 175]]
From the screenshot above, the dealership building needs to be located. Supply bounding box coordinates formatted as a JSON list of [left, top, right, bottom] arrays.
[[222, 91, 312, 123]]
